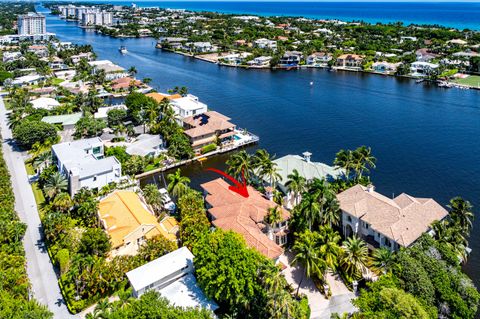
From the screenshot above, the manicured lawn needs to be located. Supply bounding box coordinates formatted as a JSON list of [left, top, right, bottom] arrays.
[[25, 162, 45, 206], [452, 75, 480, 88], [51, 77, 65, 85], [25, 162, 35, 175]]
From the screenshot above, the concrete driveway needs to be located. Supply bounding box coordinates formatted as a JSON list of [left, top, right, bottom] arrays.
[[279, 251, 357, 319]]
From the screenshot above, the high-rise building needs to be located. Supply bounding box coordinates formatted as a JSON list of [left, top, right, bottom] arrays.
[[17, 12, 46, 35]]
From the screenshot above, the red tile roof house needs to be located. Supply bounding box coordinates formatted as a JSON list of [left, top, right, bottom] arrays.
[[337, 184, 448, 251], [183, 111, 236, 153], [201, 178, 290, 261], [110, 77, 142, 92]]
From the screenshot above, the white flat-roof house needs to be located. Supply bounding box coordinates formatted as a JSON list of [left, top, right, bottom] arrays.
[[170, 94, 208, 122], [31, 97, 60, 110], [126, 247, 218, 312], [52, 137, 121, 196], [125, 134, 166, 157], [253, 38, 277, 51], [337, 184, 448, 251], [247, 56, 272, 67], [410, 61, 439, 77]]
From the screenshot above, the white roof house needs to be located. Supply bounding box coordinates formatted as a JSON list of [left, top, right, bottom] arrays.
[[170, 94, 208, 120], [31, 97, 60, 110], [52, 137, 121, 195], [125, 134, 166, 157], [126, 247, 218, 311], [11, 74, 44, 86]]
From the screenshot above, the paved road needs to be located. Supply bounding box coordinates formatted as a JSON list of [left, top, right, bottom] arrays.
[[0, 97, 76, 319]]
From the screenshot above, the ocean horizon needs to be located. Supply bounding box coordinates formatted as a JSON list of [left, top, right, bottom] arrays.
[[69, 1, 480, 30]]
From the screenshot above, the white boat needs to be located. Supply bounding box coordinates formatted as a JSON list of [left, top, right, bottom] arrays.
[[159, 188, 176, 212], [119, 46, 128, 54]]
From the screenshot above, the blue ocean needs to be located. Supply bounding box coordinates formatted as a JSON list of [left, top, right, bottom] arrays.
[[74, 1, 480, 30]]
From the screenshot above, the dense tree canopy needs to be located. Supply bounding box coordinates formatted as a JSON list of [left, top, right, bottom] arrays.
[[12, 120, 57, 149]]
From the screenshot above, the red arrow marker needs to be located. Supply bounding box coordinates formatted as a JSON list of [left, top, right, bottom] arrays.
[[205, 168, 249, 198]]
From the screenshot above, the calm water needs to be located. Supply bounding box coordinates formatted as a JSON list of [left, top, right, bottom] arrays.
[[69, 1, 480, 30], [39, 6, 480, 287]]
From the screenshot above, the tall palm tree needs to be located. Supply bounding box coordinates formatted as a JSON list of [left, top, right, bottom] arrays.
[[226, 150, 254, 183], [264, 206, 282, 239], [334, 149, 353, 180], [448, 197, 474, 236], [144, 101, 160, 129], [322, 196, 341, 227], [44, 172, 68, 199], [340, 236, 369, 281], [254, 149, 282, 188], [285, 169, 306, 208], [317, 226, 342, 271], [352, 146, 376, 180], [167, 169, 190, 200], [370, 247, 395, 275], [52, 192, 73, 213], [142, 184, 165, 214], [297, 192, 321, 230], [128, 66, 137, 76], [292, 230, 328, 296]]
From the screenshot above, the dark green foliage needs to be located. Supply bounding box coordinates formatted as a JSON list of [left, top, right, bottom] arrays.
[[200, 143, 217, 154], [79, 228, 111, 257], [73, 116, 106, 139], [12, 119, 57, 149], [105, 146, 131, 165], [107, 108, 128, 127]]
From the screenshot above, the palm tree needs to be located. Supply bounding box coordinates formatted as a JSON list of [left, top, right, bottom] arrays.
[[292, 230, 328, 296], [264, 206, 282, 239], [167, 169, 190, 200], [352, 146, 376, 180], [52, 192, 73, 213], [297, 192, 321, 230], [142, 184, 165, 214], [322, 196, 341, 227], [334, 149, 353, 180], [226, 150, 254, 183], [285, 169, 306, 207], [44, 172, 68, 199], [317, 226, 342, 271], [340, 236, 369, 281], [144, 101, 160, 129], [448, 197, 474, 236], [32, 151, 51, 173], [128, 66, 137, 76], [370, 247, 395, 275], [254, 149, 282, 188]]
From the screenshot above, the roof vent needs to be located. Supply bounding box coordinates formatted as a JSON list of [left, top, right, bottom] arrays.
[[366, 184, 375, 193], [302, 151, 312, 163]]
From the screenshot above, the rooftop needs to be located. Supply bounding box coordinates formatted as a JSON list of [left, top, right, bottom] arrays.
[[99, 190, 179, 249], [125, 134, 165, 157], [337, 184, 448, 247], [183, 111, 235, 139], [201, 178, 289, 259], [42, 112, 82, 126], [145, 92, 182, 103]]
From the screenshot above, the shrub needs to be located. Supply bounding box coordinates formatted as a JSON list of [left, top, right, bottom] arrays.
[[12, 120, 57, 149], [200, 143, 217, 154]]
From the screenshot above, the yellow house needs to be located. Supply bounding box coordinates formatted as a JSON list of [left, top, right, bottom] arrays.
[[98, 190, 179, 257]]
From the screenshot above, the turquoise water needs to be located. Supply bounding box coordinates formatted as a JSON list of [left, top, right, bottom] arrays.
[[73, 1, 480, 30]]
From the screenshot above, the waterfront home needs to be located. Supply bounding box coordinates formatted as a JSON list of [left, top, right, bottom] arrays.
[[247, 56, 272, 67], [336, 54, 364, 69], [372, 61, 402, 73], [157, 37, 188, 49], [253, 38, 277, 51], [31, 97, 60, 110], [272, 152, 344, 207], [279, 51, 303, 67], [220, 52, 251, 65], [447, 39, 468, 46], [183, 111, 236, 152], [42, 112, 82, 130], [125, 134, 166, 157], [126, 247, 218, 311], [54, 70, 76, 80], [170, 94, 208, 121], [98, 190, 179, 257], [337, 184, 448, 251], [110, 76, 142, 92], [31, 86, 56, 97], [307, 52, 332, 66], [27, 45, 48, 58], [51, 137, 122, 196], [145, 92, 182, 103], [88, 60, 128, 80], [415, 48, 440, 62], [94, 104, 128, 120], [201, 178, 290, 261], [192, 41, 215, 53], [410, 61, 439, 77]]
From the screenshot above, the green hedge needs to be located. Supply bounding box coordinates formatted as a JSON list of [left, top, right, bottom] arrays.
[[200, 143, 217, 154]]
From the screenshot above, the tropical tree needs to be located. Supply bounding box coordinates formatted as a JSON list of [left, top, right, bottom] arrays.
[[297, 192, 321, 231], [254, 149, 282, 188], [352, 146, 376, 180], [448, 197, 474, 236], [32, 151, 51, 173], [128, 66, 137, 76], [370, 247, 395, 275], [285, 169, 306, 208], [167, 169, 190, 200], [340, 236, 369, 282], [44, 172, 68, 199], [264, 206, 282, 239], [317, 226, 342, 271], [226, 150, 254, 183], [292, 230, 328, 295], [334, 149, 354, 180], [141, 184, 165, 215], [52, 192, 73, 213]]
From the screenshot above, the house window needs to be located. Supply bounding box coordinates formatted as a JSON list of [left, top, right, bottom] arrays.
[[275, 235, 287, 245]]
